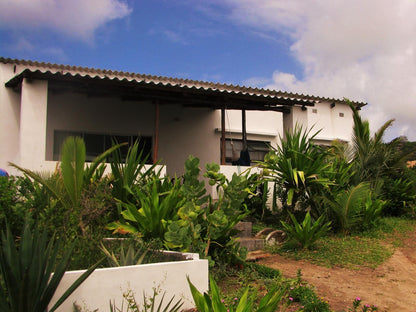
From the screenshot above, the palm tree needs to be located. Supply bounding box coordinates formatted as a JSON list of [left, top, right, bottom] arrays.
[[349, 102, 395, 185]]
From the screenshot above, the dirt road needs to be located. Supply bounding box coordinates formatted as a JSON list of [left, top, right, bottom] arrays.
[[257, 231, 416, 311]]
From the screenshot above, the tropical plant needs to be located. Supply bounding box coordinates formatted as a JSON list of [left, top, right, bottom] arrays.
[[10, 137, 121, 235], [110, 139, 159, 204], [108, 176, 185, 240], [320, 182, 370, 234], [165, 157, 254, 262], [10, 137, 122, 269], [382, 177, 416, 216], [100, 240, 149, 267], [0, 221, 99, 312], [361, 195, 385, 230], [280, 212, 331, 249], [261, 125, 333, 218], [187, 276, 286, 312], [108, 289, 183, 312], [349, 102, 395, 185]]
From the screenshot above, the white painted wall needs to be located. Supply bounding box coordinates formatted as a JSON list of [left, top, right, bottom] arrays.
[[281, 102, 354, 144], [0, 63, 21, 174], [159, 105, 219, 176], [19, 78, 49, 170], [50, 255, 209, 312]]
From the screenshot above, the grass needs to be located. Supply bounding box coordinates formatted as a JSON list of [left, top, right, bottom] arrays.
[[267, 217, 415, 270], [211, 264, 333, 312]]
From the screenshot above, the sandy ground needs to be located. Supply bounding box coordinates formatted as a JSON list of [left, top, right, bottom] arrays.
[[255, 231, 416, 312]]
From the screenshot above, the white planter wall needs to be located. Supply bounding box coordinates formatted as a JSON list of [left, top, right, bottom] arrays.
[[49, 253, 208, 312]]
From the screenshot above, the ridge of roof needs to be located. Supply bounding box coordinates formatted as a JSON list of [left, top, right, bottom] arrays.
[[0, 57, 367, 106]]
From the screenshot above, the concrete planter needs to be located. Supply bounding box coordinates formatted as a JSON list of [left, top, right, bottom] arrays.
[[50, 251, 208, 311]]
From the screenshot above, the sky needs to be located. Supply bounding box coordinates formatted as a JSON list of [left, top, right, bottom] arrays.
[[0, 0, 415, 141]]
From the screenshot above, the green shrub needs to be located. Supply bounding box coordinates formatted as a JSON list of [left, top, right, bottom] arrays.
[[281, 212, 331, 249], [188, 276, 286, 312]]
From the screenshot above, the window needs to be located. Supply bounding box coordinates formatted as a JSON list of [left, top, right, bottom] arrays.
[[339, 112, 344, 117], [53, 130, 152, 163], [312, 109, 318, 114], [224, 139, 270, 165]]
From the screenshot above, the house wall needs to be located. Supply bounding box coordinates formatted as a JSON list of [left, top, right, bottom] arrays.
[[46, 92, 155, 161], [214, 110, 283, 149], [159, 105, 219, 176], [282, 102, 353, 144], [0, 63, 21, 174], [20, 78, 48, 170], [307, 102, 354, 143]]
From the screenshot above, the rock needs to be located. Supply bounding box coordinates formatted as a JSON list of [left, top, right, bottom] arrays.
[[255, 228, 275, 238], [265, 230, 287, 246]]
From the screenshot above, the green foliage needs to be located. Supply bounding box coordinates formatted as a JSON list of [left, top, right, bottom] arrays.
[[350, 102, 395, 185], [382, 177, 416, 216], [108, 176, 184, 240], [280, 212, 331, 249], [0, 176, 28, 236], [0, 222, 99, 312], [110, 139, 158, 204], [348, 297, 378, 312], [271, 233, 394, 269], [287, 271, 331, 312], [165, 156, 254, 263], [108, 289, 183, 312], [245, 262, 280, 279], [261, 124, 332, 219], [187, 276, 285, 312], [10, 137, 120, 269], [320, 183, 371, 234], [361, 195, 385, 230], [100, 240, 149, 267]]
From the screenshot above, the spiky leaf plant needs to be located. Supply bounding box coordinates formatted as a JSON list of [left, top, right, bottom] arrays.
[[281, 212, 331, 249], [0, 222, 99, 312]]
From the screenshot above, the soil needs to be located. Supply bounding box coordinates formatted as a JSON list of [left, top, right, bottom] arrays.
[[253, 230, 416, 312]]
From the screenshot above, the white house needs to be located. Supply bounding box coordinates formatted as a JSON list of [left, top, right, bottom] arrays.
[[0, 57, 366, 176]]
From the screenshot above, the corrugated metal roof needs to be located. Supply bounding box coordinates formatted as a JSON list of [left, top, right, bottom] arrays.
[[0, 57, 367, 107]]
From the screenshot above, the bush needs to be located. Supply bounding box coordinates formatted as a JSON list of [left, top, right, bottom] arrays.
[[281, 212, 331, 249]]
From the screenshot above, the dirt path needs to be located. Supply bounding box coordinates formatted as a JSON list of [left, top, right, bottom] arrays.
[[255, 232, 416, 312]]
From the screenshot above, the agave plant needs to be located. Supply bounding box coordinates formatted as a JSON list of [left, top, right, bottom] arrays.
[[0, 222, 99, 312], [100, 240, 149, 267]]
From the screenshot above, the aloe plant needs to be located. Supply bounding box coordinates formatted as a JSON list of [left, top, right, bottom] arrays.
[[0, 222, 99, 312], [187, 276, 286, 312], [100, 241, 149, 267], [281, 212, 331, 249]]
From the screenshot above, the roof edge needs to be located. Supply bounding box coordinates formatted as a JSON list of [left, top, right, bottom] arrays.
[[1, 56, 367, 107]]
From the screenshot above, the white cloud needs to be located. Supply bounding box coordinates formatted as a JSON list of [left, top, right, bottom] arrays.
[[0, 0, 131, 41], [223, 0, 416, 140]]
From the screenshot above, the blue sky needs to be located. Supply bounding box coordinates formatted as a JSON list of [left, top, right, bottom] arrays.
[[1, 0, 416, 141]]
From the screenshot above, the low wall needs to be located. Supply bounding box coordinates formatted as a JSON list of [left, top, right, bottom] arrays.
[[49, 253, 208, 311]]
